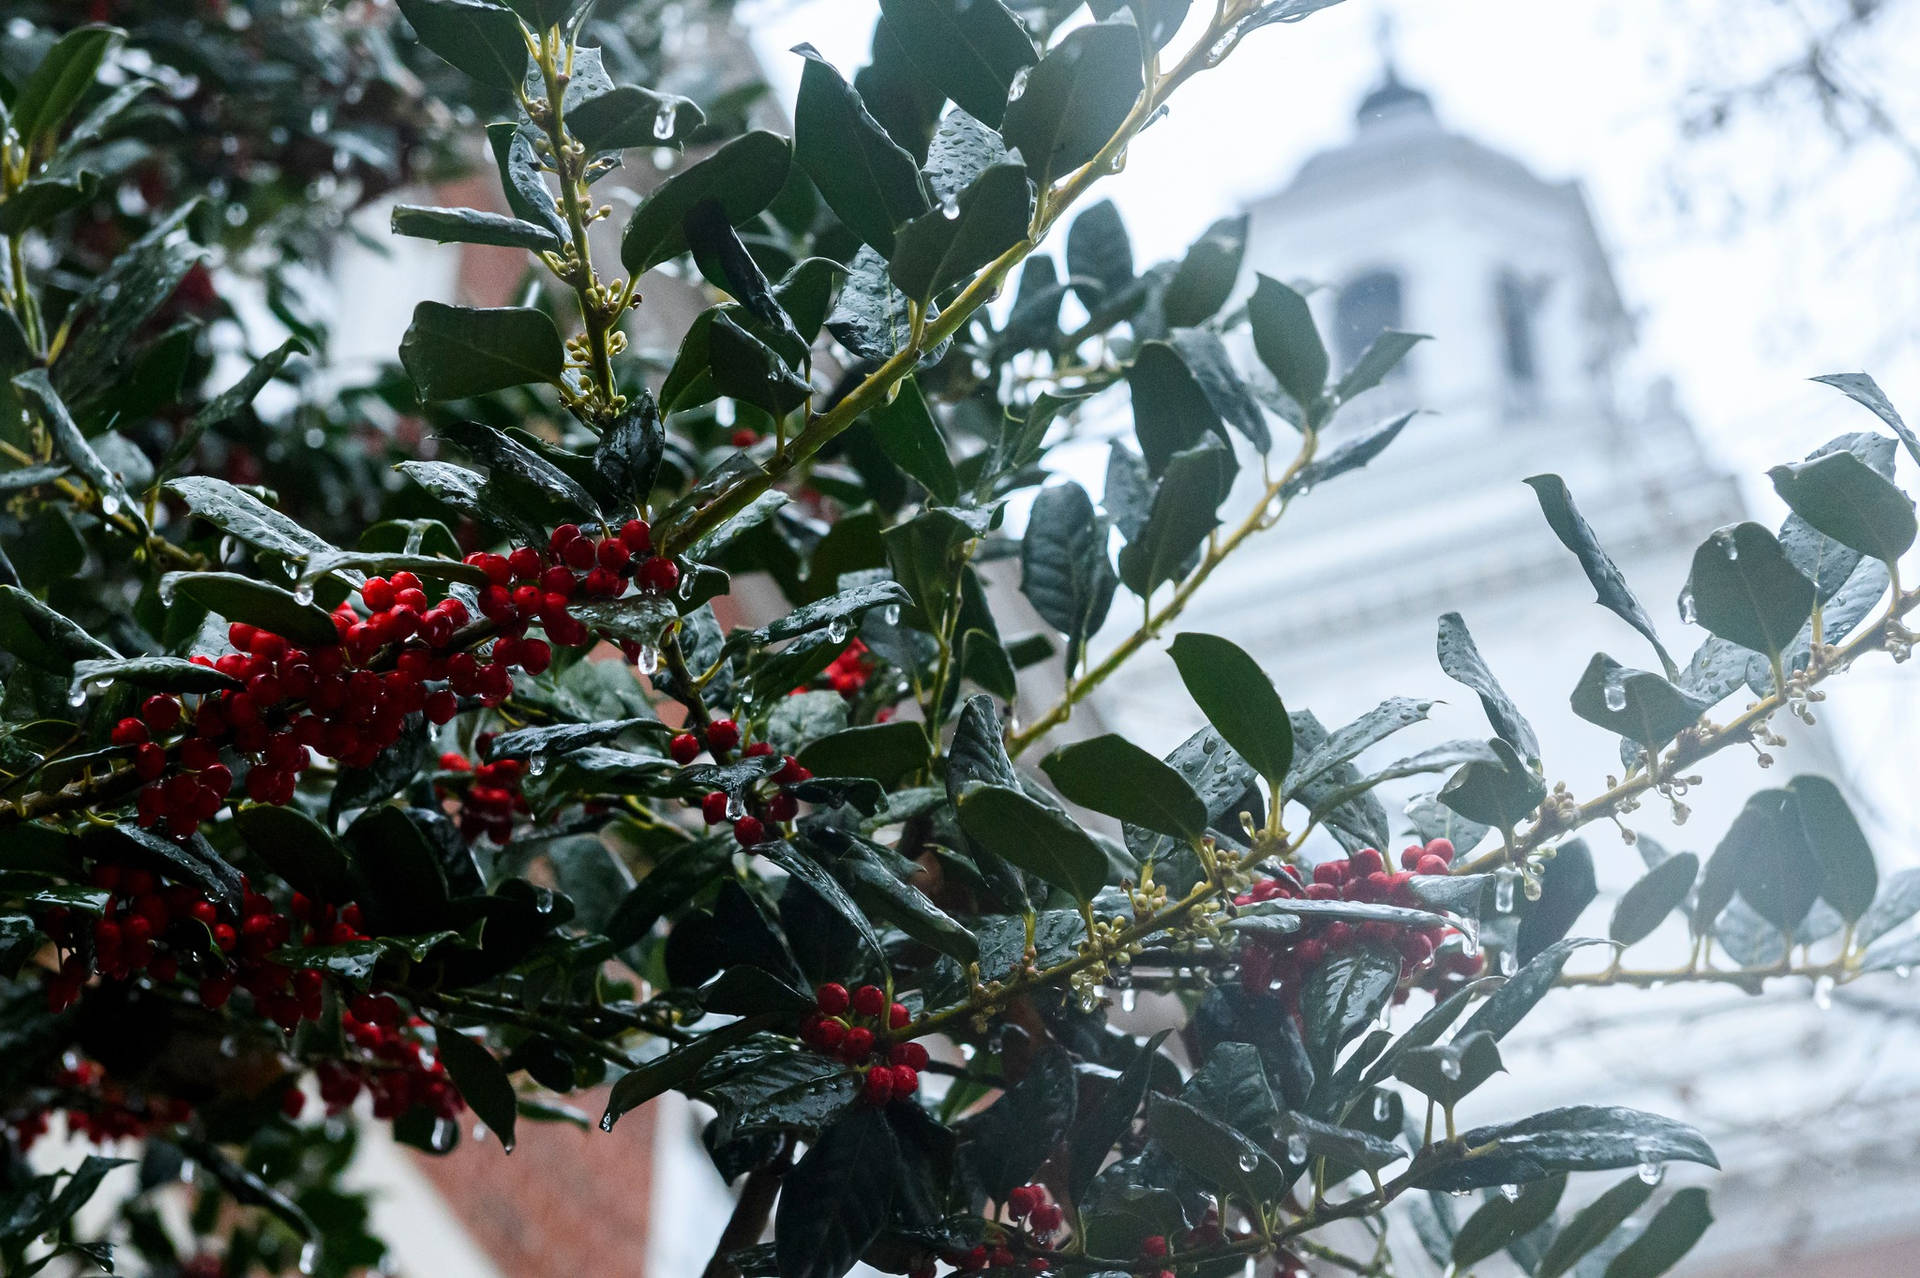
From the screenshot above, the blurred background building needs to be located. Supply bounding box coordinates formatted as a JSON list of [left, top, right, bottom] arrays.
[[298, 2, 1920, 1274]]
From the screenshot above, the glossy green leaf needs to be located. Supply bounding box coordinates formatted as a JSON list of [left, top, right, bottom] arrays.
[[1525, 474, 1678, 679], [1020, 481, 1116, 673], [956, 783, 1109, 901], [1786, 774, 1876, 923], [1437, 612, 1541, 764], [1247, 274, 1328, 412], [1516, 839, 1597, 965], [234, 804, 358, 905], [71, 656, 239, 698], [602, 1015, 777, 1129], [887, 162, 1031, 303], [879, 0, 1037, 128], [437, 1030, 518, 1152], [0, 585, 116, 671], [1395, 1030, 1505, 1108], [1163, 214, 1248, 328], [1682, 522, 1815, 663], [1336, 330, 1428, 401], [797, 722, 929, 787], [1460, 937, 1613, 1044], [1167, 631, 1293, 785], [1421, 1106, 1718, 1193], [11, 25, 122, 149], [866, 376, 959, 505], [1453, 1174, 1565, 1267], [1537, 1174, 1655, 1278], [158, 337, 308, 480], [159, 572, 340, 649], [620, 131, 792, 273], [793, 45, 930, 254], [1610, 852, 1699, 947], [399, 302, 566, 401], [390, 204, 559, 253], [1602, 1187, 1712, 1278], [1000, 21, 1143, 186], [1149, 1094, 1287, 1203], [1812, 372, 1920, 468], [1042, 733, 1207, 838], [773, 1106, 899, 1278], [1116, 439, 1232, 597], [1439, 738, 1546, 831], [567, 85, 703, 152], [1769, 448, 1916, 567], [1568, 653, 1712, 753], [1302, 944, 1401, 1071], [395, 0, 528, 90]]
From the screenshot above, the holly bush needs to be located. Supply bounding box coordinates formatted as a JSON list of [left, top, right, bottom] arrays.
[[3, 2, 1919, 1276]]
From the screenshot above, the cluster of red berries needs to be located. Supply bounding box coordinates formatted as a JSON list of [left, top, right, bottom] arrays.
[[797, 638, 875, 700], [798, 982, 926, 1105], [469, 519, 676, 649], [1236, 839, 1483, 1005], [917, 1189, 1062, 1278], [302, 998, 463, 1124], [39, 864, 363, 1031], [676, 718, 816, 847], [437, 747, 529, 843], [5, 1059, 194, 1153], [1131, 1208, 1267, 1278]]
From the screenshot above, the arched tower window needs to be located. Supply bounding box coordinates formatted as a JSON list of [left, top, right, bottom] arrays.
[[1334, 270, 1403, 372], [1496, 270, 1542, 387]]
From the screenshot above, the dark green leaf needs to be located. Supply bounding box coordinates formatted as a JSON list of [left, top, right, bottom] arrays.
[[1247, 274, 1327, 412], [1537, 1174, 1655, 1278], [1020, 480, 1116, 673], [11, 25, 121, 148], [1455, 1176, 1565, 1268], [1167, 631, 1292, 785], [1787, 773, 1876, 923], [1602, 1187, 1712, 1278], [1395, 1030, 1505, 1108], [158, 338, 308, 480], [878, 0, 1037, 128], [390, 204, 559, 253], [399, 302, 565, 401], [1067, 1030, 1171, 1201], [436, 1030, 518, 1152], [1439, 738, 1546, 832], [1811, 372, 1920, 469], [1610, 853, 1699, 948], [599, 836, 735, 951], [1681, 522, 1815, 663], [0, 584, 115, 671], [396, 0, 529, 90], [1302, 945, 1401, 1071], [1516, 840, 1597, 965], [837, 840, 977, 962], [158, 572, 338, 649], [485, 122, 566, 242], [1459, 937, 1613, 1043], [1421, 1106, 1718, 1193], [956, 783, 1109, 901], [1769, 449, 1916, 566], [1000, 21, 1143, 186], [568, 85, 703, 152], [13, 370, 140, 536], [1569, 653, 1713, 755], [1117, 439, 1233, 597], [888, 163, 1032, 304], [620, 131, 793, 273], [1042, 733, 1207, 838], [708, 313, 812, 417], [957, 1046, 1076, 1198], [793, 45, 930, 255], [761, 841, 882, 963], [602, 1015, 778, 1129], [1286, 696, 1432, 794], [1337, 330, 1429, 401], [1148, 1094, 1287, 1203], [1163, 214, 1248, 328], [866, 376, 959, 504], [1858, 867, 1920, 949], [1437, 612, 1541, 764], [234, 805, 357, 905], [797, 722, 929, 787], [1524, 474, 1677, 678], [1066, 199, 1133, 301], [71, 655, 238, 698]]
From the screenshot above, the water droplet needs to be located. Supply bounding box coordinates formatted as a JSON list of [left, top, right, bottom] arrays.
[[635, 644, 660, 676], [1238, 1150, 1259, 1173], [1008, 66, 1031, 101], [1637, 1158, 1665, 1185], [599, 1111, 616, 1132], [1440, 1055, 1462, 1081], [1717, 529, 1740, 561], [158, 577, 177, 605], [1494, 869, 1517, 914], [1500, 1183, 1521, 1202], [1603, 673, 1628, 713], [1285, 1133, 1309, 1165], [179, 1159, 196, 1185], [528, 754, 548, 777], [1813, 974, 1834, 1011], [1372, 1093, 1392, 1123], [68, 685, 89, 707], [939, 194, 961, 220], [1498, 949, 1517, 976], [725, 792, 747, 820], [217, 535, 238, 563], [293, 583, 315, 606], [1120, 988, 1136, 1013], [429, 1116, 457, 1152], [1897, 965, 1913, 980], [652, 103, 678, 140], [298, 1240, 319, 1275], [882, 604, 901, 625], [1678, 587, 1697, 625], [826, 617, 849, 644], [474, 1123, 489, 1142], [100, 492, 123, 517]]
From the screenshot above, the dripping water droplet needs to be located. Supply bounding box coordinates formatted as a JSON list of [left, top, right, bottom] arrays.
[[882, 604, 901, 625], [69, 685, 89, 707], [298, 1240, 319, 1274], [1008, 66, 1031, 100], [1498, 949, 1517, 976], [1499, 1183, 1521, 1202], [1813, 974, 1834, 1010], [1637, 1157, 1665, 1185], [1285, 1133, 1309, 1165], [100, 492, 123, 517], [652, 103, 678, 140], [635, 644, 660, 676], [599, 1111, 616, 1132], [939, 194, 961, 220], [1603, 674, 1628, 713], [1439, 1055, 1462, 1081], [528, 754, 548, 777], [1494, 869, 1517, 914], [1120, 988, 1136, 1013], [1237, 1150, 1259, 1173], [294, 583, 315, 606], [725, 792, 747, 820], [826, 617, 849, 644], [1678, 588, 1697, 625], [1372, 1092, 1392, 1123], [158, 577, 177, 605], [1897, 965, 1913, 980]]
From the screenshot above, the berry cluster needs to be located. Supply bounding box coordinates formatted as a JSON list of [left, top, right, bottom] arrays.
[[794, 638, 875, 700], [437, 745, 529, 843], [798, 983, 925, 1105], [676, 718, 816, 848], [917, 1189, 1061, 1278], [470, 519, 677, 649], [110, 521, 683, 847], [38, 865, 363, 1035], [4, 1059, 194, 1153], [304, 999, 463, 1124], [1130, 1209, 1266, 1278], [1236, 839, 1482, 1005]]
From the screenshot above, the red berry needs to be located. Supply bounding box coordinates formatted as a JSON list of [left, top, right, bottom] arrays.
[[228, 622, 259, 651], [1424, 837, 1455, 864], [1349, 848, 1385, 877], [619, 519, 651, 553], [142, 695, 181, 732], [862, 1068, 894, 1105], [669, 733, 701, 765], [765, 792, 798, 823], [596, 539, 631, 572], [743, 741, 775, 758], [1008, 1185, 1038, 1218], [518, 638, 552, 675], [889, 1041, 929, 1070], [889, 1065, 919, 1096], [700, 792, 729, 824], [774, 754, 806, 784], [1400, 846, 1424, 870], [731, 428, 759, 448], [280, 1086, 306, 1119], [888, 1002, 910, 1029], [852, 984, 886, 1017], [840, 1026, 875, 1059], [508, 546, 543, 580], [111, 717, 148, 747], [705, 719, 740, 752], [816, 983, 850, 1014], [360, 577, 395, 611], [425, 689, 459, 724], [1031, 1204, 1063, 1234], [1415, 853, 1450, 876], [1141, 1235, 1169, 1259], [134, 742, 167, 779], [733, 815, 766, 847], [562, 537, 596, 570], [636, 556, 679, 594]]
